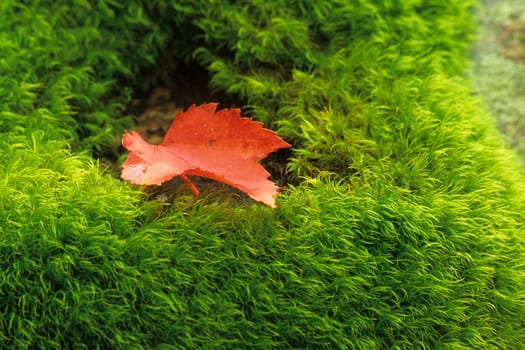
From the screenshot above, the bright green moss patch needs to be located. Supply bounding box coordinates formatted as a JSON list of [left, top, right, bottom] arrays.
[[1, 0, 524, 348], [0, 1, 173, 153]]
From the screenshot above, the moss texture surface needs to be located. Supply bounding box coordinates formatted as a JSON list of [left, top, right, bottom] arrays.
[[1, 1, 524, 349]]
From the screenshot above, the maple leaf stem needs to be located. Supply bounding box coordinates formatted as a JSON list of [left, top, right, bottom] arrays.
[[180, 174, 200, 197]]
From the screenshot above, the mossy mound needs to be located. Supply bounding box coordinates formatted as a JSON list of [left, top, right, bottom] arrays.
[[1, 1, 524, 348]]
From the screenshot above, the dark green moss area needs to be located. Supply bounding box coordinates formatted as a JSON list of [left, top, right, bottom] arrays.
[[1, 1, 524, 349]]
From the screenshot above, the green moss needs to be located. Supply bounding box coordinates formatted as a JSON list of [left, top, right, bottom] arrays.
[[0, 0, 174, 153], [0, 0, 524, 348]]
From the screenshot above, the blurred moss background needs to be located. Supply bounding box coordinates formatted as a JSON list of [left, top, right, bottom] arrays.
[[470, 0, 525, 162]]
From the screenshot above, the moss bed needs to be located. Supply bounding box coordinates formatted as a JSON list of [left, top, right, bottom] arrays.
[[1, 1, 524, 349]]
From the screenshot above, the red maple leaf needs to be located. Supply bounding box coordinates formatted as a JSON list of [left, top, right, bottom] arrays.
[[121, 103, 291, 207]]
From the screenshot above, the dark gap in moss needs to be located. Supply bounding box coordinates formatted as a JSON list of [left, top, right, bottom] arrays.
[[128, 62, 242, 118]]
